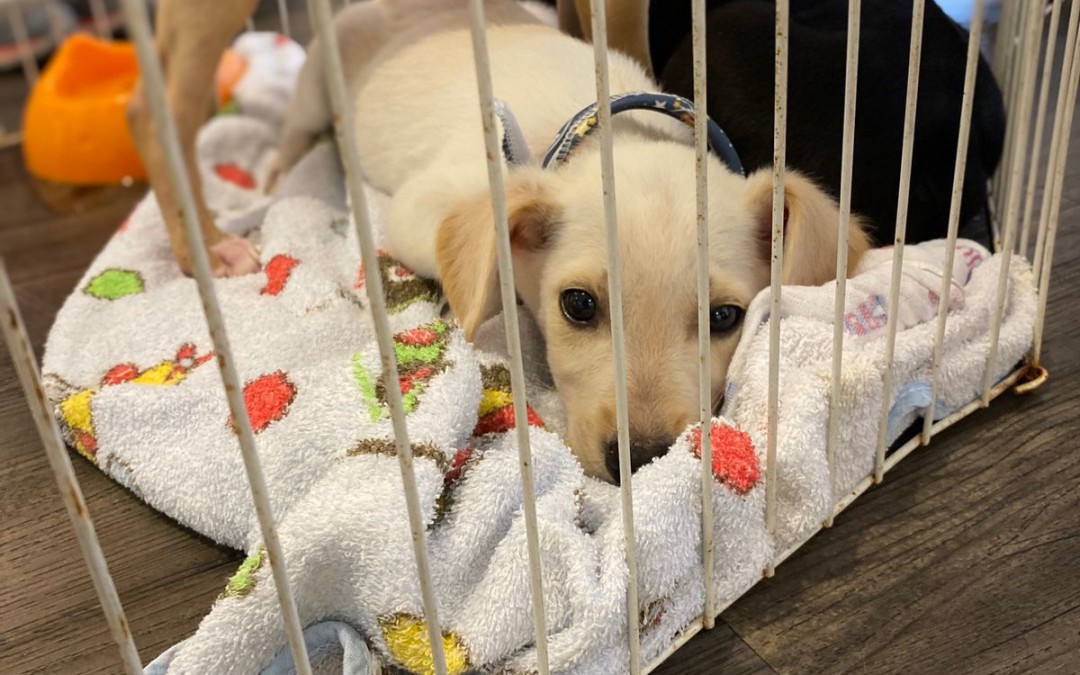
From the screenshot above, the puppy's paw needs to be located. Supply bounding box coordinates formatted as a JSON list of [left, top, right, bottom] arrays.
[[210, 235, 262, 278]]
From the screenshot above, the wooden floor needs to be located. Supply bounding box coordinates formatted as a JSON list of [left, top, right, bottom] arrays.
[[2, 10, 1079, 675]]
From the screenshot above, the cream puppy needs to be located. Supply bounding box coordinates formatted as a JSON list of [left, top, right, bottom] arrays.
[[278, 0, 869, 482]]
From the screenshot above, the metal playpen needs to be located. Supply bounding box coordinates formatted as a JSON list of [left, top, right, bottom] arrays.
[[1, 0, 1076, 672]]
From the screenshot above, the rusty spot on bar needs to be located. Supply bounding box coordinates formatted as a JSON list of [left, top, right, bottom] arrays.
[[69, 486, 85, 518], [1013, 364, 1049, 394], [6, 307, 16, 331]]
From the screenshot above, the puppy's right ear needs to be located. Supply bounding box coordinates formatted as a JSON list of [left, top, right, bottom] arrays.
[[436, 168, 560, 341], [744, 168, 871, 286]]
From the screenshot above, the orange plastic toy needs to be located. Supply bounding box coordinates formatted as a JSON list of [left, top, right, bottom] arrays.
[[22, 34, 145, 185], [23, 34, 248, 186]]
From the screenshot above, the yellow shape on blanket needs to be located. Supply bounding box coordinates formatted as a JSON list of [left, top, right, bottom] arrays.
[[380, 614, 469, 675], [133, 362, 179, 386], [478, 390, 513, 417], [60, 388, 95, 438]]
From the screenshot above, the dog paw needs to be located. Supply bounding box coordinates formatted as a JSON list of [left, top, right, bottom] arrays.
[[211, 235, 262, 278]]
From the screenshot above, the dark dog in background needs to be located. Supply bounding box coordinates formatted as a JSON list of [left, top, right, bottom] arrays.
[[647, 0, 1006, 245]]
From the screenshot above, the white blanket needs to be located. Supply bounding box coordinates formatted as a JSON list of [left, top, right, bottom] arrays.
[[41, 33, 1035, 675]]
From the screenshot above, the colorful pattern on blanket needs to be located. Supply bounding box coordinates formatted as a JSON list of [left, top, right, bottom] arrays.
[[40, 33, 1037, 675]]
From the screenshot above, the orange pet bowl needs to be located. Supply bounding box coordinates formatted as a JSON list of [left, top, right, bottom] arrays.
[[22, 34, 145, 185]]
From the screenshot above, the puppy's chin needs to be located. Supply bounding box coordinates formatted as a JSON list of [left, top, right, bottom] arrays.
[[564, 431, 612, 483]]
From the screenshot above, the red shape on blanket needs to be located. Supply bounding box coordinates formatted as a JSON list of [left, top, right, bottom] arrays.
[[214, 162, 256, 190], [397, 327, 440, 347], [473, 405, 544, 437], [444, 447, 475, 486], [233, 371, 297, 433], [690, 421, 760, 495], [102, 363, 139, 386], [399, 367, 434, 395], [261, 254, 299, 296]]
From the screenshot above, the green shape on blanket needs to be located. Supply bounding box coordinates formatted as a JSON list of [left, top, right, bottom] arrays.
[[218, 100, 241, 116], [222, 548, 265, 599], [83, 268, 145, 300], [352, 354, 386, 422], [351, 321, 452, 422], [351, 357, 428, 422]]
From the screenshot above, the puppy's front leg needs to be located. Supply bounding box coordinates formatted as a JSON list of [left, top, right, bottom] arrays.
[[126, 0, 261, 278]]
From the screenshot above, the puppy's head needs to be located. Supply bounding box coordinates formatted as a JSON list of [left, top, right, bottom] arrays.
[[437, 141, 868, 482]]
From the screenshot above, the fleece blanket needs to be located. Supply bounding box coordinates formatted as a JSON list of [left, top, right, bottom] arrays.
[[40, 32, 1036, 675]]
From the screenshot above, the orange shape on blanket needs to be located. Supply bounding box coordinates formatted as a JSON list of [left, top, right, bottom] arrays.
[[236, 372, 297, 433], [215, 48, 249, 107], [22, 34, 145, 184], [690, 422, 760, 495], [214, 163, 257, 190], [261, 254, 299, 296]]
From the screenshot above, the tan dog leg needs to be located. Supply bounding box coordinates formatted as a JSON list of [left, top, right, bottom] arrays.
[[275, 0, 443, 180], [126, 0, 261, 277], [559, 0, 653, 76]]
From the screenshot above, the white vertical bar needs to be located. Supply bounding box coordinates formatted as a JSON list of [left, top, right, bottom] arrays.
[[0, 260, 144, 675], [992, 0, 1019, 79], [764, 0, 788, 576], [304, 2, 447, 674], [1033, 18, 1080, 366], [116, 1, 313, 673], [463, 2, 550, 671], [89, 0, 112, 38], [824, 0, 860, 528], [1019, 0, 1063, 257], [690, 0, 716, 628], [873, 0, 925, 482], [1033, 0, 1080, 283], [994, 10, 1028, 243], [922, 0, 986, 444], [6, 5, 39, 85], [44, 1, 68, 47], [278, 0, 292, 38], [981, 0, 1045, 403], [999, 0, 1045, 254], [587, 1, 641, 671]]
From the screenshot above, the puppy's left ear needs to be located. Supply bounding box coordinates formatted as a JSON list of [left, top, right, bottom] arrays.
[[436, 168, 560, 341], [745, 169, 871, 286]]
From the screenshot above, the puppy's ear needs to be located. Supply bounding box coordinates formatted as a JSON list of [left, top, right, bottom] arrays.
[[436, 168, 560, 340], [745, 169, 871, 286]]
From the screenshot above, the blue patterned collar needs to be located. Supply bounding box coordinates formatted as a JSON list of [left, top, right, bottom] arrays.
[[494, 92, 745, 177]]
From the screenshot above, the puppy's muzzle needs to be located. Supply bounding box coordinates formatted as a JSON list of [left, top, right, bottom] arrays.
[[605, 437, 674, 485]]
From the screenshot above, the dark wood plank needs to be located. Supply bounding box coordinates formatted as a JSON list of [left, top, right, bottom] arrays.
[[0, 145, 243, 675], [652, 623, 776, 675]]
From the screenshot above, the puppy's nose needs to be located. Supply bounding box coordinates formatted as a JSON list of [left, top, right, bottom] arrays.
[[605, 438, 673, 485]]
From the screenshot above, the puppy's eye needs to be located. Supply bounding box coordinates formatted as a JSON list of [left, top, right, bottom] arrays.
[[560, 289, 598, 325], [710, 305, 743, 334]]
